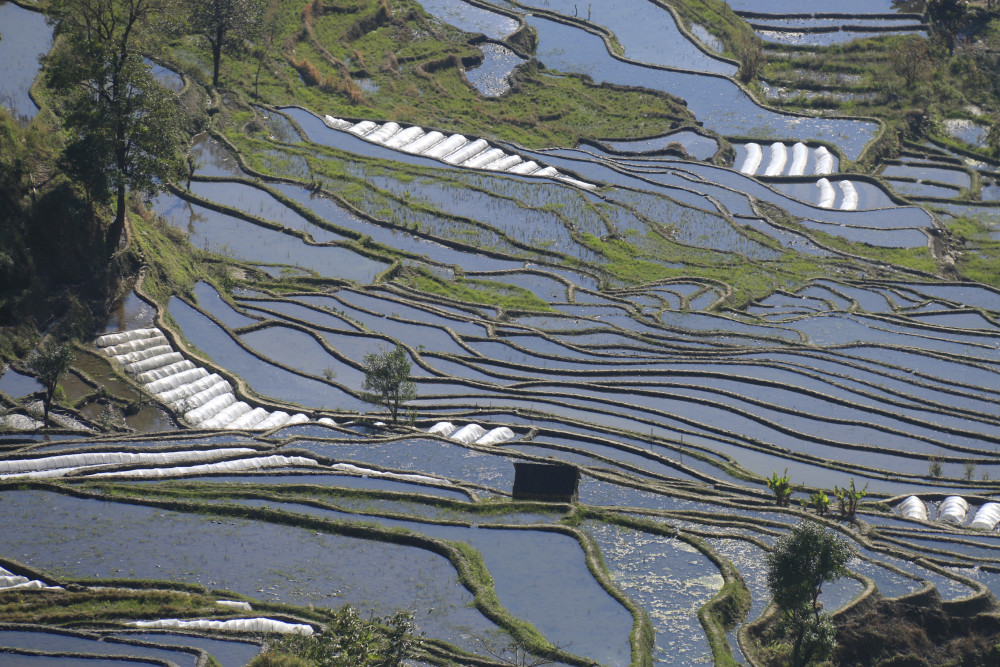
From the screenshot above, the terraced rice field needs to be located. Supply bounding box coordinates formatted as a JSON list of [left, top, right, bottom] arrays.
[[3, 0, 1000, 665]]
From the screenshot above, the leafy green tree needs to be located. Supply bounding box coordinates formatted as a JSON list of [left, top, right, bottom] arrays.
[[766, 520, 853, 666], [361, 344, 416, 425], [186, 0, 266, 87], [45, 0, 185, 251], [252, 606, 415, 667], [25, 341, 75, 427], [987, 120, 1000, 158]]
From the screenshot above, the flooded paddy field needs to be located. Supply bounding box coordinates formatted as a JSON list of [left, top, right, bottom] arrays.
[[4, 0, 1000, 664]]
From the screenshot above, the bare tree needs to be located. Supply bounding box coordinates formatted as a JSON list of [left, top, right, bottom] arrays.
[[469, 632, 564, 667], [735, 31, 764, 84], [889, 36, 930, 88], [253, 0, 280, 100]]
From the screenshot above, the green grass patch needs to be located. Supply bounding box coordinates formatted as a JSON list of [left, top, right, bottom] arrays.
[[129, 202, 207, 303], [164, 0, 694, 150], [945, 214, 1000, 288], [398, 267, 552, 312], [0, 587, 222, 626]]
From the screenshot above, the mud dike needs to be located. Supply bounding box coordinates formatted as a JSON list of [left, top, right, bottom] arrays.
[[95, 327, 312, 430]]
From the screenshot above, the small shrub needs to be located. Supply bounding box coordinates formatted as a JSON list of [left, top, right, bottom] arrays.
[[809, 490, 831, 516], [291, 57, 323, 87], [767, 468, 794, 507], [259, 605, 415, 667], [735, 32, 764, 83], [833, 479, 867, 521]]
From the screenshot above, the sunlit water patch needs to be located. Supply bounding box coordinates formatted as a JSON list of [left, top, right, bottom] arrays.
[[582, 521, 720, 664], [512, 0, 735, 75], [466, 43, 526, 96], [416, 0, 519, 38]]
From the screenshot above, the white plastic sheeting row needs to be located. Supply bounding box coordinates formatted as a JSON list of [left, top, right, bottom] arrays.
[[323, 115, 597, 191], [838, 180, 859, 211], [739, 142, 834, 177], [96, 327, 311, 431], [161, 375, 230, 411], [216, 600, 253, 611], [0, 448, 256, 477], [96, 329, 163, 347], [0, 566, 63, 592], [450, 423, 486, 444], [136, 359, 197, 384], [764, 142, 787, 176], [790, 142, 808, 176], [427, 421, 456, 436], [102, 335, 170, 358], [87, 455, 320, 479], [130, 618, 313, 635], [816, 178, 836, 208], [814, 178, 859, 209], [145, 368, 208, 395], [938, 496, 969, 525], [897, 495, 928, 521], [971, 503, 1000, 530], [426, 422, 516, 446], [330, 462, 449, 486], [814, 147, 834, 175], [475, 426, 515, 445], [897, 495, 1000, 530], [739, 143, 762, 175]]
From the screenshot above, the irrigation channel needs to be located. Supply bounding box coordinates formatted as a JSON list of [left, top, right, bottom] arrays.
[[3, 0, 1000, 665]]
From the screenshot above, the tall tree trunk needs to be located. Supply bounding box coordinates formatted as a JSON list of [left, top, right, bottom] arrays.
[[254, 52, 265, 100], [108, 184, 127, 252], [43, 388, 52, 428], [212, 26, 224, 86]]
